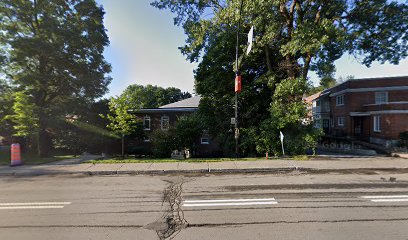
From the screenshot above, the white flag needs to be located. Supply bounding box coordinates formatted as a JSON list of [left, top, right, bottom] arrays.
[[246, 26, 254, 55]]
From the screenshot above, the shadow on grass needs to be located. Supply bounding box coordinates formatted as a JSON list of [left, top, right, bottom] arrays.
[[0, 148, 75, 166]]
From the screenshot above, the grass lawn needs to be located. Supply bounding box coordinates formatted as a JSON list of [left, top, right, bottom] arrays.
[[0, 147, 75, 165], [86, 156, 311, 164]]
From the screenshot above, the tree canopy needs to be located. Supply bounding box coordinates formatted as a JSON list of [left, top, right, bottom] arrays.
[[0, 0, 112, 156], [152, 0, 407, 156]]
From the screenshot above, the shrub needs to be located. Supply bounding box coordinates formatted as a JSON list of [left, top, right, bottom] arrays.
[[399, 131, 408, 147], [150, 129, 175, 158]]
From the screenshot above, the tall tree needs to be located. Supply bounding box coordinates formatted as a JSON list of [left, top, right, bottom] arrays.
[[152, 0, 407, 155], [0, 79, 14, 143], [0, 0, 112, 156]]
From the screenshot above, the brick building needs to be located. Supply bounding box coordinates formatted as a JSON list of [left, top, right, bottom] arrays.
[[130, 96, 220, 156], [312, 76, 408, 147]]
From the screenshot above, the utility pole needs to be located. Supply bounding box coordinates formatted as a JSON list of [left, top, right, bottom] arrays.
[[234, 0, 244, 159]]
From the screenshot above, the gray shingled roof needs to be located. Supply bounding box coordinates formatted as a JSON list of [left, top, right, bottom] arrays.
[[159, 95, 201, 109]]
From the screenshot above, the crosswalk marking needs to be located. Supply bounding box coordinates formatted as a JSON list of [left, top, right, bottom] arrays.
[[0, 202, 71, 210], [183, 198, 278, 207], [361, 195, 408, 203]]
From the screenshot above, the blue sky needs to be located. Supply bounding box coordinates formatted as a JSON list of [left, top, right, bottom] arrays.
[[98, 0, 408, 98]]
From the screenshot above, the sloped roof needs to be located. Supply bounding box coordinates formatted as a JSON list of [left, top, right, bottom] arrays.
[[159, 95, 201, 109], [304, 91, 322, 103]]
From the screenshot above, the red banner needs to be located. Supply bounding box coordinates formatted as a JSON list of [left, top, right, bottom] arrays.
[[235, 75, 242, 93]]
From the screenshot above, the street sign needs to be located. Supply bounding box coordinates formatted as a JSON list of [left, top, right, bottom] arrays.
[[231, 118, 236, 125], [279, 131, 285, 156], [246, 26, 254, 55]]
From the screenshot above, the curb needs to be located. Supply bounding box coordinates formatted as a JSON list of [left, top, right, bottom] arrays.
[[2, 167, 408, 177]]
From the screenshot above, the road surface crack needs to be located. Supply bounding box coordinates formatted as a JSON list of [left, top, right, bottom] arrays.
[[145, 180, 188, 240]]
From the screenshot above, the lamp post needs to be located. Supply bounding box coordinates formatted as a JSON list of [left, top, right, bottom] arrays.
[[234, 0, 244, 159]]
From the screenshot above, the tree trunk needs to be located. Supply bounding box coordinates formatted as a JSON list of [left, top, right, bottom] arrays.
[[37, 128, 50, 157], [121, 134, 125, 159], [37, 116, 50, 157]]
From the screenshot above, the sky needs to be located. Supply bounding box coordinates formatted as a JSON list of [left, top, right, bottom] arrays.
[[97, 0, 408, 98]]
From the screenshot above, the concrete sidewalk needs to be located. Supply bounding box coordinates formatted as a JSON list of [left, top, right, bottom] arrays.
[[0, 155, 408, 177]]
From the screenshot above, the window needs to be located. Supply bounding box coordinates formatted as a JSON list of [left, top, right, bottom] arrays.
[[143, 136, 150, 142], [201, 138, 210, 144], [314, 119, 321, 128], [337, 116, 345, 127], [336, 94, 344, 106], [373, 116, 381, 132], [143, 116, 151, 130], [161, 116, 169, 130], [201, 130, 210, 144], [375, 92, 388, 104], [323, 119, 329, 128], [323, 101, 330, 112]]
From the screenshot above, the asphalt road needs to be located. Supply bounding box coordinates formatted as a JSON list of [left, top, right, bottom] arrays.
[[1, 171, 408, 240]]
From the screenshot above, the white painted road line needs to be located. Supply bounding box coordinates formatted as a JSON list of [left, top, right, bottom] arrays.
[[0, 202, 72, 206], [0, 202, 71, 210], [183, 198, 278, 207], [0, 206, 66, 210], [184, 198, 276, 203], [360, 195, 408, 203], [371, 199, 408, 203], [361, 195, 408, 199], [183, 201, 278, 207]]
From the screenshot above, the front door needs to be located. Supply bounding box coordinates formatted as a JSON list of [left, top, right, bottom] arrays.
[[354, 117, 362, 136], [322, 119, 330, 134]]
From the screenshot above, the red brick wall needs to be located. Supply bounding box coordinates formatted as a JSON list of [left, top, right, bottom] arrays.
[[371, 114, 408, 139], [326, 77, 408, 140]]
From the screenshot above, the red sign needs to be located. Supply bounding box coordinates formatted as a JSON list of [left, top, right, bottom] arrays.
[[235, 75, 242, 93]]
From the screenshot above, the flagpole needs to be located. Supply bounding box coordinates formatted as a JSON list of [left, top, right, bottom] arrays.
[[235, 0, 244, 159]]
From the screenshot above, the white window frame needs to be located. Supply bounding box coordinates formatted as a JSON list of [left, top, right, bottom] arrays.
[[143, 116, 151, 130], [201, 130, 210, 144], [323, 119, 329, 128], [201, 138, 210, 145], [161, 116, 170, 130], [373, 115, 381, 132], [337, 116, 345, 127], [143, 136, 150, 142], [375, 92, 388, 104], [336, 94, 345, 106]]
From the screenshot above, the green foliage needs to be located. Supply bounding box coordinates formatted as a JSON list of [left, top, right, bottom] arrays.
[[319, 76, 337, 89], [0, 0, 112, 156], [399, 131, 408, 148], [10, 91, 38, 137], [104, 96, 142, 136], [151, 129, 175, 158], [52, 100, 120, 155], [103, 84, 190, 138], [173, 114, 204, 152], [150, 114, 204, 158], [153, 0, 407, 156], [0, 79, 14, 141], [118, 84, 191, 109]]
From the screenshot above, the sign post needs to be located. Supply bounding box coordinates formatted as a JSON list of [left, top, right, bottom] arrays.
[[280, 131, 285, 156]]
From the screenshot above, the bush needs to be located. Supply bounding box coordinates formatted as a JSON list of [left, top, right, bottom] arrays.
[[399, 131, 408, 147], [151, 129, 175, 158]]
